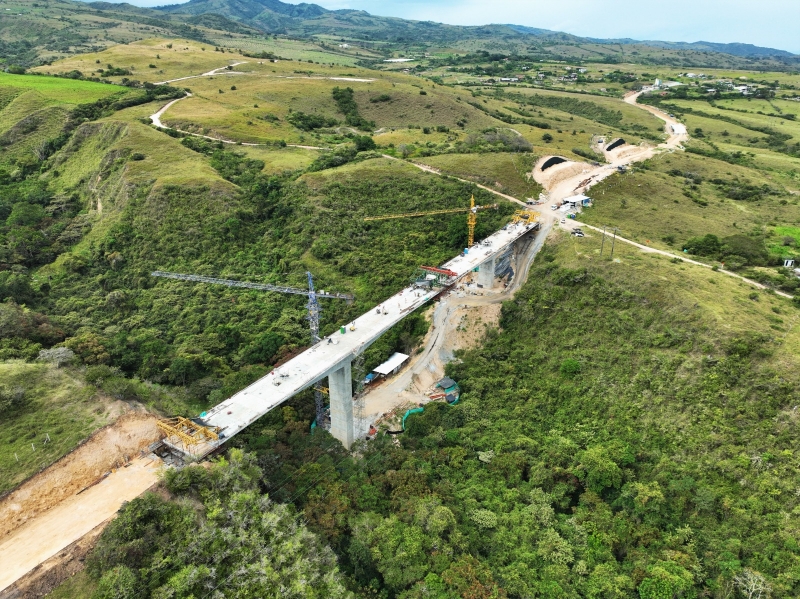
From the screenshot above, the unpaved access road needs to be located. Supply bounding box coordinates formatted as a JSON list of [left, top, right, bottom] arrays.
[[0, 457, 161, 593], [358, 220, 553, 432], [0, 413, 162, 593], [359, 92, 690, 428]]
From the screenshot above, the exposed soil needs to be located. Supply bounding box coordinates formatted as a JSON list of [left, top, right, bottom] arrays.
[[0, 456, 162, 593], [0, 521, 105, 599], [0, 412, 160, 540]]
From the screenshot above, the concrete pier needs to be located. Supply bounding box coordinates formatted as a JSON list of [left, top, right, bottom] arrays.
[[328, 361, 354, 449], [476, 255, 496, 289], [187, 221, 540, 458]]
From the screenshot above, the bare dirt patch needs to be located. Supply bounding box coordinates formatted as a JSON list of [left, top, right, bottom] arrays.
[[0, 412, 160, 540], [0, 521, 105, 599]]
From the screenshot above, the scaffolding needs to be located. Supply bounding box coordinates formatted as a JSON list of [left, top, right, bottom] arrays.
[[157, 417, 221, 456], [352, 351, 368, 440]]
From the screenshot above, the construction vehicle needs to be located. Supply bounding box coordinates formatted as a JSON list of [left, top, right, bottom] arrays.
[[364, 195, 497, 247], [151, 270, 353, 430]]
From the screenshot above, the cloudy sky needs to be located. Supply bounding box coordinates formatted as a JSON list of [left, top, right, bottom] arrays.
[[94, 0, 800, 53]]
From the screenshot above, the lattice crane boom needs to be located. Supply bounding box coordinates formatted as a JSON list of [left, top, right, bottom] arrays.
[[151, 271, 353, 302], [152, 270, 352, 429], [363, 194, 497, 249]]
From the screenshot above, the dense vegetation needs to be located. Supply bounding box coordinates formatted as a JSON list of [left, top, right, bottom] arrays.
[[333, 86, 375, 131], [3, 27, 800, 599], [0, 98, 514, 404], [88, 450, 351, 598], [85, 245, 800, 598]]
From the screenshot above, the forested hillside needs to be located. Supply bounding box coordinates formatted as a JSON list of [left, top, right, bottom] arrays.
[[75, 233, 800, 598], [1, 19, 800, 599]]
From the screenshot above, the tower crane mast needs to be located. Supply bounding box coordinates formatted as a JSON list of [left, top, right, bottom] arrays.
[[151, 270, 353, 428]]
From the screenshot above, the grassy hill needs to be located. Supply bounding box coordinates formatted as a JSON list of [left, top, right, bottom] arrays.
[[1, 26, 800, 599], [3, 0, 798, 71]]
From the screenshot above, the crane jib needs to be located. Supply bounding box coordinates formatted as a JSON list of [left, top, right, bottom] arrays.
[[150, 271, 354, 301]]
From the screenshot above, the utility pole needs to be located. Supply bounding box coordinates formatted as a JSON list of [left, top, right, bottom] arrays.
[[610, 227, 620, 259], [600, 225, 607, 256]]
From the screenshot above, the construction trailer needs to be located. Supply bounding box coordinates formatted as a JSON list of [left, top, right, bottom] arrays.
[[563, 194, 592, 209]]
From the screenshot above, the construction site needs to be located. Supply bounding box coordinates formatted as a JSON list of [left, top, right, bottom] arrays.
[[0, 91, 690, 597]]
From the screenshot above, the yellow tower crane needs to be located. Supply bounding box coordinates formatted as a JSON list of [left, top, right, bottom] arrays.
[[364, 195, 496, 247]]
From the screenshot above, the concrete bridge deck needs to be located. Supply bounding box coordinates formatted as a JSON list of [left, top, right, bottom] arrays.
[[186, 219, 539, 456]]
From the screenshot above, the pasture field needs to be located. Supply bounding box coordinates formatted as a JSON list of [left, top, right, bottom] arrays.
[[207, 35, 381, 66], [32, 38, 238, 84], [0, 362, 110, 495], [578, 150, 800, 257], [551, 226, 800, 358], [415, 152, 542, 199], [0, 73, 122, 104], [239, 145, 321, 173]]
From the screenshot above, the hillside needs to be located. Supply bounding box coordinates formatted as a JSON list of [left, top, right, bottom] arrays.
[[2, 0, 797, 70], [1, 21, 800, 599]]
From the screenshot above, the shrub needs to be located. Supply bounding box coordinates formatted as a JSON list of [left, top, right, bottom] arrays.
[[560, 358, 581, 377], [286, 111, 338, 131]]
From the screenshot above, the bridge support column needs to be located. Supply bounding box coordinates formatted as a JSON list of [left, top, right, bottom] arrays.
[[328, 360, 354, 450], [476, 255, 496, 289]]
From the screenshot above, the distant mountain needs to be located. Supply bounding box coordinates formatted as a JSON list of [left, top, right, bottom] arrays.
[[152, 0, 796, 59], [156, 0, 327, 20], [588, 37, 796, 58]]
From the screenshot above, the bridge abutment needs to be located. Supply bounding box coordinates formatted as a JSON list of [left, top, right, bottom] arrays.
[[328, 360, 354, 449]]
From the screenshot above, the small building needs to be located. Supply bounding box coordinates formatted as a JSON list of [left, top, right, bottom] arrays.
[[563, 194, 592, 208], [436, 377, 460, 404], [373, 352, 410, 377]]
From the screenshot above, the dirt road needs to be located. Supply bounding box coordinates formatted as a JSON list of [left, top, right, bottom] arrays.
[[359, 220, 554, 432], [155, 62, 249, 85], [0, 414, 162, 593], [360, 92, 692, 428], [0, 457, 161, 593]]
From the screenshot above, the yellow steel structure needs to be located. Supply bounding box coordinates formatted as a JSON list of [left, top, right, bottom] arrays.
[[467, 195, 478, 247], [510, 209, 538, 226], [157, 417, 220, 450], [364, 195, 496, 247]]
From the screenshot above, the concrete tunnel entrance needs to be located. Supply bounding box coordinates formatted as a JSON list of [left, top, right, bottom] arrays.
[[606, 138, 626, 152], [540, 156, 568, 171]]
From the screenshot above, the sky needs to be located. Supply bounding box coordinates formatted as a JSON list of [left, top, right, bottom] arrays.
[[91, 0, 800, 54]]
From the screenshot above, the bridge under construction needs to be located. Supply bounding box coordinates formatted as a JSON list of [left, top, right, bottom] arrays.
[[159, 217, 540, 458]]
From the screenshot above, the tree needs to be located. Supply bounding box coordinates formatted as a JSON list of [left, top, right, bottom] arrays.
[[37, 347, 75, 368], [542, 133, 554, 143], [90, 450, 352, 598], [734, 569, 772, 599]]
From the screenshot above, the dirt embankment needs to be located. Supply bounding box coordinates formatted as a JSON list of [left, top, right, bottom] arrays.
[[0, 413, 160, 540]]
